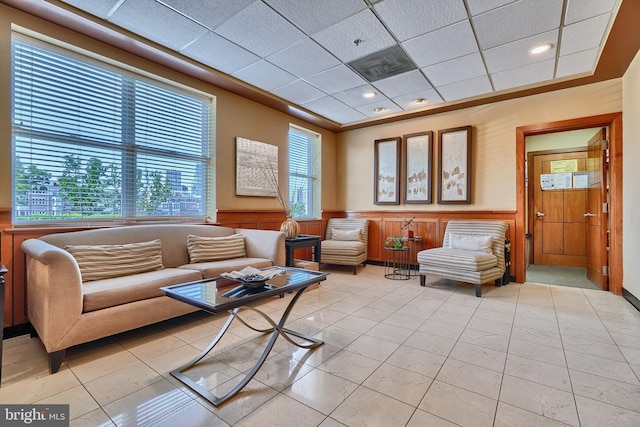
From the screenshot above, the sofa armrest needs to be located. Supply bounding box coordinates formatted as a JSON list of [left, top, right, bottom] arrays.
[[235, 228, 286, 266], [20, 239, 84, 350]]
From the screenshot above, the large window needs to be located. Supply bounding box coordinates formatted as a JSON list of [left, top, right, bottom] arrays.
[[11, 35, 213, 224], [288, 125, 320, 219]]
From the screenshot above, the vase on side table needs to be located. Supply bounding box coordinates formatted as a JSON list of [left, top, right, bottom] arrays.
[[280, 216, 300, 239]]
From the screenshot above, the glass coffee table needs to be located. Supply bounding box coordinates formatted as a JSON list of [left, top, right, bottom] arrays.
[[161, 266, 327, 406]]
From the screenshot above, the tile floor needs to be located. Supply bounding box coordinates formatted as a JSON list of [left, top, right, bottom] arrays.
[[2, 265, 640, 426]]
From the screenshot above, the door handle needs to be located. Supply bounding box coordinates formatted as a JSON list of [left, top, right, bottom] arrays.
[[583, 213, 596, 217], [536, 212, 545, 217]]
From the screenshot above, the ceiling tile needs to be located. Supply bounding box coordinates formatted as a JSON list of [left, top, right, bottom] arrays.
[[312, 9, 396, 62], [214, 1, 305, 57], [374, 0, 467, 42], [466, 0, 516, 16], [354, 99, 402, 118], [473, 0, 563, 49], [182, 32, 259, 74], [263, 0, 366, 35], [232, 60, 296, 91], [402, 20, 479, 68], [557, 48, 599, 78], [266, 38, 340, 78], [392, 89, 444, 110], [333, 84, 381, 107], [491, 59, 555, 91], [483, 30, 557, 73], [159, 0, 255, 30], [301, 96, 349, 115], [437, 75, 493, 101], [422, 53, 487, 87], [271, 79, 325, 104], [323, 108, 367, 124], [60, 0, 121, 18], [305, 65, 366, 94], [565, 0, 618, 25], [560, 14, 611, 56], [110, 0, 208, 50], [372, 70, 432, 98]]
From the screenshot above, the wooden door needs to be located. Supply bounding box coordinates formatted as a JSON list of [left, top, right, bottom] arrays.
[[531, 150, 587, 267], [586, 129, 608, 289]]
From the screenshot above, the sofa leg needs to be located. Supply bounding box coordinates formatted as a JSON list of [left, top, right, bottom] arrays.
[[420, 275, 426, 286], [29, 323, 38, 338], [475, 283, 482, 298], [48, 350, 65, 374]]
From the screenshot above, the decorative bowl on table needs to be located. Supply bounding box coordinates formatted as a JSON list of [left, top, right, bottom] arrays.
[[237, 274, 267, 288]]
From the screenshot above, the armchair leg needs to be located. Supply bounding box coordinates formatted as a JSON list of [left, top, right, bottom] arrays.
[[420, 275, 426, 286], [48, 350, 65, 374], [475, 283, 482, 298]]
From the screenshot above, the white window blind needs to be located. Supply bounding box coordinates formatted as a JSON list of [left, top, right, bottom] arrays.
[[11, 35, 213, 224], [288, 125, 320, 219]]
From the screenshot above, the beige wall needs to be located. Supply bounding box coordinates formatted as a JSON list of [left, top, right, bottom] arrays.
[[0, 4, 338, 217], [622, 49, 640, 298], [337, 80, 622, 211]]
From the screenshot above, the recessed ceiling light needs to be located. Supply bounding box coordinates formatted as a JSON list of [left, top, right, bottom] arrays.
[[530, 44, 552, 55], [373, 107, 386, 113], [412, 98, 427, 104], [363, 91, 376, 98]]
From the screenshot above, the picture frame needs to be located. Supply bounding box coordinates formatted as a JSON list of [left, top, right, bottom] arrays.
[[437, 126, 472, 204], [374, 137, 401, 205], [402, 131, 433, 204], [235, 137, 279, 197]]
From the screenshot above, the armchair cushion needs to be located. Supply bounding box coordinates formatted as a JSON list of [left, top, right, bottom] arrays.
[[417, 248, 497, 272], [322, 240, 366, 256], [448, 234, 493, 254]]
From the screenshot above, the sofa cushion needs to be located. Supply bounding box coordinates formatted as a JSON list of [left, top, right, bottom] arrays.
[[178, 257, 273, 279], [65, 239, 164, 282], [417, 248, 498, 272], [82, 268, 202, 312], [187, 233, 246, 263], [331, 228, 362, 241], [448, 233, 493, 254], [321, 240, 366, 256]]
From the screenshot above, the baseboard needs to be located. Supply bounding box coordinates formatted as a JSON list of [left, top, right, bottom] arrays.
[[3, 323, 31, 339], [623, 288, 640, 313]]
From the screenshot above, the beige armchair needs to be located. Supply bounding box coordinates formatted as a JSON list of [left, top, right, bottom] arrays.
[[321, 218, 369, 274], [417, 220, 509, 297]]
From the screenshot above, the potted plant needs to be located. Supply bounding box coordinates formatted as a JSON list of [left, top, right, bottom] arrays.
[[385, 235, 405, 249]]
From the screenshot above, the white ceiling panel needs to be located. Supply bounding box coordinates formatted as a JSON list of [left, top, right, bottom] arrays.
[[182, 32, 259, 74], [422, 53, 487, 87], [557, 48, 599, 78], [323, 108, 368, 124], [232, 60, 296, 91], [491, 59, 555, 91], [466, 0, 517, 16], [305, 65, 366, 95], [312, 9, 396, 62], [60, 0, 121, 18], [374, 0, 467, 42], [263, 0, 366, 35], [110, 0, 208, 50], [437, 75, 493, 101], [560, 14, 611, 56], [266, 38, 340, 78], [483, 30, 557, 73], [355, 99, 402, 118], [402, 20, 479, 68], [392, 89, 444, 110], [565, 0, 618, 25], [271, 79, 325, 104], [372, 70, 432, 99], [159, 0, 255, 30], [301, 96, 349, 116], [333, 84, 381, 107], [214, 1, 305, 57], [473, 0, 563, 49]]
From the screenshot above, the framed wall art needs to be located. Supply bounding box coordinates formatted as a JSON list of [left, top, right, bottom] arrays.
[[235, 137, 279, 197], [374, 137, 401, 205], [402, 131, 433, 204], [437, 126, 472, 204]]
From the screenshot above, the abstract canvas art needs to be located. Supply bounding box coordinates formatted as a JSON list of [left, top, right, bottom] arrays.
[[235, 137, 278, 197]]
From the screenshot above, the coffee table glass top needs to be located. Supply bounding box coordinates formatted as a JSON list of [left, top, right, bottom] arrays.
[[161, 267, 327, 314]]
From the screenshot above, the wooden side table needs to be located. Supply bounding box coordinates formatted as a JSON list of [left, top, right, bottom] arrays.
[[284, 235, 321, 267], [0, 263, 7, 387]]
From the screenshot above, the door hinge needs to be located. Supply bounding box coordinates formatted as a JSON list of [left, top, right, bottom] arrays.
[[603, 202, 609, 213], [603, 266, 609, 276], [603, 139, 609, 149]]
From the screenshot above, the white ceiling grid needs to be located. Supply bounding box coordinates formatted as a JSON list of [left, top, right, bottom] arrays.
[[57, 0, 621, 126]]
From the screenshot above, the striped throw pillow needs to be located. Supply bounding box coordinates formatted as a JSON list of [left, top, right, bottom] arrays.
[[65, 239, 164, 282], [187, 234, 246, 263]]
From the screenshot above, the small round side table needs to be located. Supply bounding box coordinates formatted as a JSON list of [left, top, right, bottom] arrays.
[[384, 246, 410, 280]]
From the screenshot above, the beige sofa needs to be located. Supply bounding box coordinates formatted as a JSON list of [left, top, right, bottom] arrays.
[[21, 224, 285, 374]]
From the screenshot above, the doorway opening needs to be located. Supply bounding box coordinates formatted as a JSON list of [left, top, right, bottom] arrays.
[[515, 113, 623, 295]]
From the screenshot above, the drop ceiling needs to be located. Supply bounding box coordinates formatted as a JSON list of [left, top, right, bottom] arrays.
[[11, 0, 627, 128]]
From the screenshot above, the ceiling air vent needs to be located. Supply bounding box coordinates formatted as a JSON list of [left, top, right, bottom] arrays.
[[347, 44, 417, 83]]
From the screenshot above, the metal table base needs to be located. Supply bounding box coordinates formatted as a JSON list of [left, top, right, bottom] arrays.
[[170, 286, 323, 406]]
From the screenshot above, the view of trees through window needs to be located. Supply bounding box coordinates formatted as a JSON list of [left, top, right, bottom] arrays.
[[12, 36, 212, 223]]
